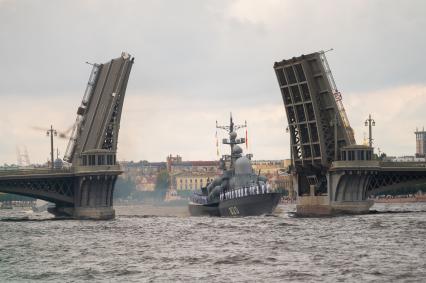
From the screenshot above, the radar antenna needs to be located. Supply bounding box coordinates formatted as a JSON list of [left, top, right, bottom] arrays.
[[216, 113, 248, 169]]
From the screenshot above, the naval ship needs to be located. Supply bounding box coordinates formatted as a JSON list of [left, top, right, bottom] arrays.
[[188, 115, 282, 217]]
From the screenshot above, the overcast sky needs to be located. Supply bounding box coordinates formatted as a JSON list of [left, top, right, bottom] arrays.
[[1, 0, 425, 164]]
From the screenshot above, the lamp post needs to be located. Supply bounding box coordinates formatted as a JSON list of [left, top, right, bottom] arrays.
[[46, 125, 57, 169], [364, 114, 376, 148]]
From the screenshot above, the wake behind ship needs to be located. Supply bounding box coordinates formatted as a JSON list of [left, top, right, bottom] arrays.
[[188, 115, 281, 217]]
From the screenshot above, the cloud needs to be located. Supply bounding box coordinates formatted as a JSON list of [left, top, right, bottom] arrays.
[[0, 1, 425, 163], [345, 84, 426, 156], [0, 90, 289, 164]]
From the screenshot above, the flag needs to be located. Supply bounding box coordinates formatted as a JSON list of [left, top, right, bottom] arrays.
[[245, 129, 248, 150], [215, 130, 219, 157]]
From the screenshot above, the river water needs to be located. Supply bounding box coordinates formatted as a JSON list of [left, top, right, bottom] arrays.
[[0, 203, 425, 282]]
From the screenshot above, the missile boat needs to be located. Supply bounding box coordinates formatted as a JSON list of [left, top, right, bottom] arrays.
[[188, 115, 282, 217]]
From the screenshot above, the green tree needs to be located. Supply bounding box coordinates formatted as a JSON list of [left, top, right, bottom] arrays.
[[114, 177, 136, 200], [155, 170, 170, 191], [154, 170, 170, 201]]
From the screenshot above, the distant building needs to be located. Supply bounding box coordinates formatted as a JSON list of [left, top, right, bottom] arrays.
[[175, 172, 217, 191], [167, 154, 219, 174], [251, 160, 290, 176], [120, 161, 167, 192], [166, 155, 221, 193], [388, 156, 425, 162], [251, 159, 294, 197], [166, 154, 182, 172], [415, 128, 426, 158]]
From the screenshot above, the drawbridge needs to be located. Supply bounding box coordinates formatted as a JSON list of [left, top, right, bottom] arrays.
[[273, 51, 426, 215], [0, 52, 134, 219]]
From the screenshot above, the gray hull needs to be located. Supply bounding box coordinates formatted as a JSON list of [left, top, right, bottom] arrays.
[[188, 202, 220, 216], [188, 193, 281, 217], [219, 193, 281, 217]]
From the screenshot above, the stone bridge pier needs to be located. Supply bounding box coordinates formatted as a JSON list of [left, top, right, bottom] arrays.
[[49, 171, 119, 220]]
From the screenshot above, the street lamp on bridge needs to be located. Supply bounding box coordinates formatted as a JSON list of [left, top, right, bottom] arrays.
[[364, 114, 376, 148], [46, 125, 57, 169]]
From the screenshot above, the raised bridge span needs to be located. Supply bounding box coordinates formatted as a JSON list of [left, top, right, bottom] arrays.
[[0, 52, 134, 219], [273, 51, 426, 215]]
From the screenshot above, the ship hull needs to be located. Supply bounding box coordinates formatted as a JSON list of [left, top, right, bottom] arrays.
[[188, 202, 220, 216], [188, 193, 281, 217], [219, 193, 281, 217]]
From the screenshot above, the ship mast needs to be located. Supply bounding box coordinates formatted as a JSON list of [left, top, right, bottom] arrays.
[[216, 113, 247, 169]]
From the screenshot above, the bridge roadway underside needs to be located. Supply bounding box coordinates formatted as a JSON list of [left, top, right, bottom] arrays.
[[0, 168, 120, 220], [296, 161, 426, 216]]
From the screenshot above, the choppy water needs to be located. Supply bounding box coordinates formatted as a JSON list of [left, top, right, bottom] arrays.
[[0, 203, 425, 282]]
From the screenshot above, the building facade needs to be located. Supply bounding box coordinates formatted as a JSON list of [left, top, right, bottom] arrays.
[[415, 128, 426, 158], [175, 173, 217, 191], [120, 161, 167, 192]]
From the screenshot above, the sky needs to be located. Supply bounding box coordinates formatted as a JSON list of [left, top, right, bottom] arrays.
[[0, 0, 425, 164]]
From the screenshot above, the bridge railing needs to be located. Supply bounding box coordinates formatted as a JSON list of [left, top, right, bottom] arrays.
[[0, 167, 73, 176], [331, 160, 426, 171], [0, 164, 123, 177], [73, 165, 122, 173], [380, 161, 426, 168]]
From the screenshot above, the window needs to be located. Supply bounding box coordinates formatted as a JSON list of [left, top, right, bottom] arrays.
[[366, 150, 372, 160], [82, 156, 87, 166], [87, 155, 96, 165], [98, 155, 105, 165], [342, 151, 347, 161], [107, 155, 113, 165]]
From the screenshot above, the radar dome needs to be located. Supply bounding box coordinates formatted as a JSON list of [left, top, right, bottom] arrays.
[[232, 145, 243, 155], [235, 156, 252, 175]]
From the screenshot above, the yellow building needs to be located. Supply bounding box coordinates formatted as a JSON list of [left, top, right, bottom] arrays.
[[251, 159, 291, 176], [175, 173, 218, 191], [251, 159, 295, 198]]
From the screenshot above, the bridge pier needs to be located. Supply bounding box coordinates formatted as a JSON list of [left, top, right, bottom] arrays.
[[48, 174, 118, 220], [296, 196, 374, 216], [73, 174, 117, 220], [295, 170, 374, 216]]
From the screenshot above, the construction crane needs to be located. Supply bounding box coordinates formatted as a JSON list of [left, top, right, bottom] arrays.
[[16, 146, 31, 167]]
